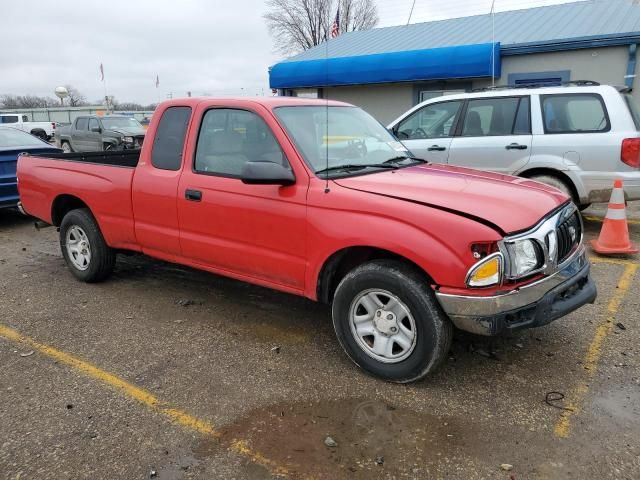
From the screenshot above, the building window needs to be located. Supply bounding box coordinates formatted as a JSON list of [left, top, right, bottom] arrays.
[[507, 70, 570, 87]]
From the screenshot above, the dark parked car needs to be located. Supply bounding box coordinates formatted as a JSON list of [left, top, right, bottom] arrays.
[[55, 115, 146, 152], [0, 127, 62, 209]]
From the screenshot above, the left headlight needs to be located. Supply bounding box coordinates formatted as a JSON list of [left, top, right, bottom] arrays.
[[505, 239, 542, 277], [123, 136, 134, 143]]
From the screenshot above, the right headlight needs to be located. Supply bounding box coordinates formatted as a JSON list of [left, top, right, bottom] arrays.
[[505, 239, 542, 278]]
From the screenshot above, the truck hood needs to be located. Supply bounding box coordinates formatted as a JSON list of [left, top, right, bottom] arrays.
[[333, 163, 569, 234], [107, 127, 146, 136]]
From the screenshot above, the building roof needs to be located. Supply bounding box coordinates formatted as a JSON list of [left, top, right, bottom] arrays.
[[285, 0, 640, 62]]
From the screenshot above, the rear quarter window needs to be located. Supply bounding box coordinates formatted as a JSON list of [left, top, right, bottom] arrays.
[[151, 106, 192, 171], [541, 93, 610, 134], [623, 94, 640, 130]]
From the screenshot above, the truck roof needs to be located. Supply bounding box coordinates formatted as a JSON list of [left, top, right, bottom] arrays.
[[159, 96, 352, 110]]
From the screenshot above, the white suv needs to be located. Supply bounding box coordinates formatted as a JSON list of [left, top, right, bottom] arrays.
[[388, 83, 640, 208]]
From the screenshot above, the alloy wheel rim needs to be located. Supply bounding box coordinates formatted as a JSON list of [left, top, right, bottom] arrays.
[[348, 289, 417, 363], [66, 225, 91, 271]]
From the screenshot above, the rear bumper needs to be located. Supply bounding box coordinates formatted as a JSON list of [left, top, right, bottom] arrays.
[[435, 247, 596, 336], [576, 171, 640, 203]]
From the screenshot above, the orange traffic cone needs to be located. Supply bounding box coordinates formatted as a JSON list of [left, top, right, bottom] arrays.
[[591, 179, 638, 255]]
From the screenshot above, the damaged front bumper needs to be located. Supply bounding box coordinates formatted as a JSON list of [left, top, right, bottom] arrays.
[[435, 246, 597, 336]]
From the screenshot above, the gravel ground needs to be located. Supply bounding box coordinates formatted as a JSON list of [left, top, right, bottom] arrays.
[[0, 203, 638, 480]]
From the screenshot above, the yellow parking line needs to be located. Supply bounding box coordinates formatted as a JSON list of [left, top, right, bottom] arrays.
[[583, 215, 640, 225], [554, 263, 638, 438], [0, 324, 290, 477], [589, 256, 640, 266]]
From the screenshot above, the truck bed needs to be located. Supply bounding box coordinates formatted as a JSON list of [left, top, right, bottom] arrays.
[[29, 150, 140, 168], [17, 150, 140, 251]]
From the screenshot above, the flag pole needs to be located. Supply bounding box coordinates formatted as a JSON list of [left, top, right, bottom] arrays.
[[490, 0, 496, 87]]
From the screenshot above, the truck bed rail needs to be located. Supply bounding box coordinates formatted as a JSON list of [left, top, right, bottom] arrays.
[[26, 150, 140, 168]]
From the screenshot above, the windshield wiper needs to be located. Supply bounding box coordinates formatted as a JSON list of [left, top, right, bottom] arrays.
[[383, 155, 429, 165], [315, 163, 399, 175]]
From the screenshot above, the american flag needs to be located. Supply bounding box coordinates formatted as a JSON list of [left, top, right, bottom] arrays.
[[330, 9, 340, 38], [99, 63, 104, 81], [155, 75, 159, 88]]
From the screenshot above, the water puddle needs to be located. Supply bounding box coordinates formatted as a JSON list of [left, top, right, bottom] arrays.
[[197, 398, 488, 479]]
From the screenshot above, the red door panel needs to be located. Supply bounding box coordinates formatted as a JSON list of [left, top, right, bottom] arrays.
[[177, 102, 309, 291]]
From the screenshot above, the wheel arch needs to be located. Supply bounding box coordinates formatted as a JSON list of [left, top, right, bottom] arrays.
[[519, 167, 580, 202], [316, 246, 435, 304], [51, 194, 91, 226], [30, 128, 46, 137]]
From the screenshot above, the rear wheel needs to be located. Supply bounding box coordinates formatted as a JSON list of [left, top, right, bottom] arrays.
[[61, 141, 72, 153], [529, 174, 577, 204], [59, 208, 115, 282], [331, 260, 452, 383]]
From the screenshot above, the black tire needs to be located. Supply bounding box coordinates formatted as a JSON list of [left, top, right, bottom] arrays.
[[331, 260, 452, 383], [529, 174, 578, 205], [61, 141, 73, 153], [59, 208, 115, 283], [32, 130, 47, 141]]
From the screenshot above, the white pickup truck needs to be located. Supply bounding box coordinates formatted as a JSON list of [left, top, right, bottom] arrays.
[[0, 113, 56, 141]]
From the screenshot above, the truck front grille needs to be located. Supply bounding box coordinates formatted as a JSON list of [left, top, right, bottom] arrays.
[[557, 211, 581, 263]]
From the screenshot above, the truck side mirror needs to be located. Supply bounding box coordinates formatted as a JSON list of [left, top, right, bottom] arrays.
[[241, 161, 295, 186]]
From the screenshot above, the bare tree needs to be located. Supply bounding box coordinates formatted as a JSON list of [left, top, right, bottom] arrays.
[[113, 101, 144, 111], [264, 0, 378, 55], [64, 85, 88, 107], [0, 94, 58, 108]]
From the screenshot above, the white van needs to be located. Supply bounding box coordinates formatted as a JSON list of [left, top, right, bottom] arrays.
[[388, 82, 640, 209]]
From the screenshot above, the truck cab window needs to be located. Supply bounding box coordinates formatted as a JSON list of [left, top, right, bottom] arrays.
[[151, 106, 191, 171], [1, 115, 19, 124], [22, 115, 28, 122], [194, 108, 286, 177], [89, 118, 100, 131]]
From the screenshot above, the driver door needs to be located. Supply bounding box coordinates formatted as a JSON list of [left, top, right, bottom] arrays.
[[393, 100, 463, 163]]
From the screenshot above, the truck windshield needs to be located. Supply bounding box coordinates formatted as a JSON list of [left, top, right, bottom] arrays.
[[274, 106, 415, 176], [101, 117, 143, 129]]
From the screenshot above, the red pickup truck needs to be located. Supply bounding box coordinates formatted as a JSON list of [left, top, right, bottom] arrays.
[[17, 97, 596, 382]]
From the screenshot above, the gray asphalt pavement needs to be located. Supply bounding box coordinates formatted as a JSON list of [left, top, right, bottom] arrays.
[[1, 203, 639, 479]]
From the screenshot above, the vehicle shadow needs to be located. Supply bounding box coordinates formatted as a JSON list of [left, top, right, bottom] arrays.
[[0, 208, 33, 229]]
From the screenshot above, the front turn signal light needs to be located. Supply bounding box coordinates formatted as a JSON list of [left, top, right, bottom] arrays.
[[466, 253, 503, 288]]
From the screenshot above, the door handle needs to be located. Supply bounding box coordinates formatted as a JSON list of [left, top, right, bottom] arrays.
[[185, 189, 202, 202], [427, 145, 446, 151], [505, 143, 528, 150]]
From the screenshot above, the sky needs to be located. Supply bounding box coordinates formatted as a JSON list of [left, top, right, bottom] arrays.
[[0, 0, 587, 105]]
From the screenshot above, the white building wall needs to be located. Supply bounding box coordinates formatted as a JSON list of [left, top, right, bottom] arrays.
[[474, 46, 632, 94], [292, 45, 635, 123], [323, 83, 415, 124]]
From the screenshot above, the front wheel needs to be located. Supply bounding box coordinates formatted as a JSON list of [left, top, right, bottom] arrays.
[[60, 208, 115, 282], [332, 260, 452, 383]]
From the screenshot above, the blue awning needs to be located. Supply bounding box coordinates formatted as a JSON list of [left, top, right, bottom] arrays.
[[269, 43, 501, 89]]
